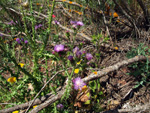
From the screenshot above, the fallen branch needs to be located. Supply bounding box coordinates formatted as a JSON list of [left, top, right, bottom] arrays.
[[118, 102, 150, 112], [0, 32, 26, 37], [29, 56, 150, 113], [1, 55, 149, 113], [83, 55, 150, 82]]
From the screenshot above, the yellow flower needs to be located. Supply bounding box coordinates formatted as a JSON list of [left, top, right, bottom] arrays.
[[113, 12, 119, 18], [114, 47, 118, 50], [81, 85, 87, 91], [7, 77, 16, 84], [69, 9, 72, 12], [77, 12, 83, 15], [62, 0, 66, 2], [77, 60, 81, 65], [14, 38, 17, 40], [93, 71, 97, 75], [74, 69, 79, 74], [18, 63, 24, 68], [12, 111, 19, 113], [36, 3, 41, 6], [69, 1, 73, 4], [33, 105, 37, 108]]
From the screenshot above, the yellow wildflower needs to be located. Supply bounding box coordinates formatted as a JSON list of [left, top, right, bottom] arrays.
[[33, 105, 37, 108], [12, 111, 19, 113], [81, 85, 87, 91], [77, 12, 83, 15], [14, 38, 17, 40], [18, 63, 24, 68], [69, 1, 73, 4], [36, 3, 41, 6], [93, 71, 97, 75], [69, 9, 72, 12], [74, 69, 79, 74], [77, 60, 81, 65], [113, 12, 119, 18], [114, 47, 118, 50], [7, 77, 16, 84]]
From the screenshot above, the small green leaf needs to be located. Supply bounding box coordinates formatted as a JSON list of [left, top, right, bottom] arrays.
[[84, 100, 90, 104]]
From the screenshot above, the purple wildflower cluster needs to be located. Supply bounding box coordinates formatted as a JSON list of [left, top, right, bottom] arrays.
[[72, 77, 86, 90], [54, 44, 64, 52], [35, 24, 42, 30], [68, 46, 93, 61], [70, 20, 84, 28], [56, 104, 64, 110], [54, 20, 60, 25], [16, 38, 28, 44]]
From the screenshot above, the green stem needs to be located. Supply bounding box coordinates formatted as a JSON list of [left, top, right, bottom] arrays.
[[44, 0, 55, 48], [21, 6, 34, 48]]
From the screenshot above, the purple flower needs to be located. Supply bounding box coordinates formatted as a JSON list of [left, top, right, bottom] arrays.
[[86, 53, 93, 60], [38, 24, 42, 27], [24, 40, 28, 44], [54, 44, 64, 52], [16, 38, 21, 44], [77, 21, 84, 26], [52, 51, 55, 54], [35, 25, 39, 30], [70, 20, 77, 25], [35, 24, 43, 30], [54, 21, 60, 25], [21, 38, 24, 41], [76, 51, 82, 58], [70, 20, 84, 27], [72, 77, 86, 90], [0, 34, 3, 37], [57, 104, 64, 110], [7, 20, 15, 25], [82, 51, 86, 54], [68, 55, 73, 61], [73, 47, 79, 54]]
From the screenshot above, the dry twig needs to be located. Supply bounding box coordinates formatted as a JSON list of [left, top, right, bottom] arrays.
[[1, 55, 149, 113]]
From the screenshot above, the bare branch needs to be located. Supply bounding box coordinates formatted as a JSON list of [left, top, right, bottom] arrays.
[[83, 56, 150, 82], [118, 102, 150, 112], [29, 56, 150, 113]]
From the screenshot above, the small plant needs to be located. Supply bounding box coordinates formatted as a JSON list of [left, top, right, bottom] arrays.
[[127, 43, 150, 88]]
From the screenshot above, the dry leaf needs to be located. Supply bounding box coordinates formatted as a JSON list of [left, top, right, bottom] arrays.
[[74, 87, 91, 107]]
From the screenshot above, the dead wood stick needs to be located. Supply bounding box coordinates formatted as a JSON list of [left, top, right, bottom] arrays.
[[118, 102, 150, 112], [29, 55, 150, 113], [0, 92, 55, 113], [82, 55, 150, 82], [0, 55, 149, 113], [0, 32, 26, 37], [24, 69, 67, 113]]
